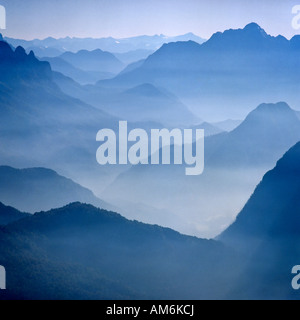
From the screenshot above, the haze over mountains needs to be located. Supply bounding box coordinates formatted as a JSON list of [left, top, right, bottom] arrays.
[[1, 141, 300, 299], [99, 23, 300, 120], [1, 19, 300, 300], [219, 142, 300, 299], [220, 141, 300, 249], [1, 23, 300, 238], [4, 33, 206, 56], [0, 202, 238, 300], [0, 166, 112, 213], [0, 203, 30, 226], [41, 49, 125, 84], [103, 102, 300, 237], [0, 39, 127, 193]]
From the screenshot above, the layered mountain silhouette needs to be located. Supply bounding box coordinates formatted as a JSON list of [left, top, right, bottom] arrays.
[[1, 139, 300, 300], [103, 102, 300, 237], [56, 78, 199, 127], [0, 166, 112, 213], [114, 49, 154, 65], [0, 39, 125, 192], [41, 56, 114, 84], [212, 119, 242, 132], [101, 83, 199, 126], [190, 122, 224, 137], [99, 23, 300, 120], [0, 202, 238, 300], [206, 102, 300, 167], [59, 49, 124, 74], [0, 202, 30, 225]]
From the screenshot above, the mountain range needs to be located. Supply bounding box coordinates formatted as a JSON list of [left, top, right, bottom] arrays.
[[4, 33, 206, 55], [102, 102, 300, 237], [40, 56, 114, 84], [98, 23, 300, 120], [59, 49, 125, 74], [41, 49, 125, 84], [55, 75, 199, 127], [0, 39, 127, 193]]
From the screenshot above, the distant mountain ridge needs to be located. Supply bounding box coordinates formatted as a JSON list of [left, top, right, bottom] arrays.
[[0, 202, 238, 300], [59, 49, 124, 74], [0, 202, 30, 226], [41, 56, 115, 84], [99, 23, 300, 120], [0, 38, 125, 194], [0, 166, 112, 213], [4, 33, 206, 55]]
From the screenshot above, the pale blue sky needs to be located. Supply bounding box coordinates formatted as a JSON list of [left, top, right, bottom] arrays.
[[0, 0, 300, 40]]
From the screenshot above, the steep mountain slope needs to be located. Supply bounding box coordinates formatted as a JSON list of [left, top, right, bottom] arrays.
[[0, 202, 238, 300], [0, 202, 30, 226], [219, 142, 300, 299], [220, 141, 300, 247], [0, 166, 111, 213], [100, 23, 300, 120]]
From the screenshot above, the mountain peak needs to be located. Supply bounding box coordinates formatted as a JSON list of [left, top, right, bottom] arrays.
[[15, 46, 27, 58], [244, 22, 265, 32], [233, 102, 298, 132], [204, 22, 278, 51], [251, 101, 292, 114], [0, 40, 13, 57]]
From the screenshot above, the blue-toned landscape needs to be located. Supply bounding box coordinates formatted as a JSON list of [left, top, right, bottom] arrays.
[[0, 0, 300, 300]]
